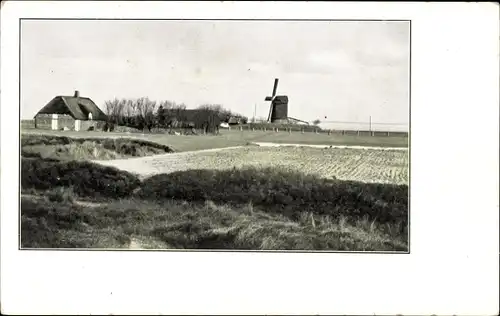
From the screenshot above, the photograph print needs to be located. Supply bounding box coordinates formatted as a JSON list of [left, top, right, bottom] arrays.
[[20, 19, 410, 252]]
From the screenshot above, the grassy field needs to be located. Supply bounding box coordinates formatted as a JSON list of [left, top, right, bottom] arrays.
[[20, 133, 409, 251], [21, 127, 408, 152]]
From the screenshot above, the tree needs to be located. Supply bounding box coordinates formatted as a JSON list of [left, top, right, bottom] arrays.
[[104, 98, 125, 125], [133, 97, 157, 132], [312, 119, 321, 126], [198, 104, 234, 122], [157, 105, 166, 128]]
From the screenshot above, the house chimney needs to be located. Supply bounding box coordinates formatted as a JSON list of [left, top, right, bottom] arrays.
[[74, 90, 80, 98]]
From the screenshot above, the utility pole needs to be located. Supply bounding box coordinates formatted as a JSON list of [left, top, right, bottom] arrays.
[[253, 103, 256, 123], [369, 115, 372, 135]]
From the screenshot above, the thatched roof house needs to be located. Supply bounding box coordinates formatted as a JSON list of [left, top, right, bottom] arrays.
[[34, 91, 107, 131], [36, 90, 107, 121]]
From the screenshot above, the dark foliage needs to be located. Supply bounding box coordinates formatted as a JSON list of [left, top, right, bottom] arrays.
[[137, 167, 408, 226], [20, 198, 133, 248], [21, 199, 86, 231], [21, 158, 141, 198], [157, 105, 166, 127]]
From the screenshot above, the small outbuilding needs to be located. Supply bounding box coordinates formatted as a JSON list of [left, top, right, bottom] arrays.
[[227, 116, 242, 125], [34, 90, 107, 131]]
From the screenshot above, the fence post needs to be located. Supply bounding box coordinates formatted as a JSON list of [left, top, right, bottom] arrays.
[[301, 129, 304, 134]]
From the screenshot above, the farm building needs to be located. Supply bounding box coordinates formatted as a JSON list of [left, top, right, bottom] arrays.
[[162, 109, 221, 133], [34, 91, 107, 131], [227, 116, 242, 125]]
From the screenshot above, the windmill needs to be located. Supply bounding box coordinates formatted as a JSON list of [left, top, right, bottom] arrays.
[[264, 78, 289, 123]]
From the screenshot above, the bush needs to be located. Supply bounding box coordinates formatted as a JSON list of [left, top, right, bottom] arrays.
[[137, 167, 408, 226], [21, 198, 89, 248], [47, 186, 76, 203], [20, 197, 132, 248], [21, 158, 141, 198]]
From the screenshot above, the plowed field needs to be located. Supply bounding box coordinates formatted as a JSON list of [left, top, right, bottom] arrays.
[[96, 146, 408, 185]]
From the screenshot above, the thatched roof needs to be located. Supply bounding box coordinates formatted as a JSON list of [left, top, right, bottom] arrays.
[[36, 93, 107, 121]]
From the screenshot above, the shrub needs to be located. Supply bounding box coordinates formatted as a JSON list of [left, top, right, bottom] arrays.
[[21, 198, 89, 248], [46, 186, 76, 203], [21, 158, 141, 198], [20, 197, 133, 248], [137, 167, 408, 226]]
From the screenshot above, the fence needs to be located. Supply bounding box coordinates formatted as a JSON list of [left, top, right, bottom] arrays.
[[227, 124, 407, 137], [238, 119, 408, 137], [318, 120, 408, 133], [21, 119, 409, 137]]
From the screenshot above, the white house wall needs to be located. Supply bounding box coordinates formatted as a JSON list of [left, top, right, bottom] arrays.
[[74, 119, 81, 131], [51, 114, 58, 130]]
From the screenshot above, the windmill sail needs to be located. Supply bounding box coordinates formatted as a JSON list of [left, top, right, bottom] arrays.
[[272, 78, 279, 97], [265, 78, 279, 101]]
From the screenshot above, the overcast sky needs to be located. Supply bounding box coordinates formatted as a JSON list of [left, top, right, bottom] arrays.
[[21, 20, 409, 130]]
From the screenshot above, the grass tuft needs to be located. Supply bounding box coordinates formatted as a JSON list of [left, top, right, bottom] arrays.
[[46, 186, 76, 203], [21, 134, 174, 162]]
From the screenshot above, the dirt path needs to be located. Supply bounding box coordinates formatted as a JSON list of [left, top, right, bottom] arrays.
[[94, 145, 245, 179], [110, 145, 243, 161]]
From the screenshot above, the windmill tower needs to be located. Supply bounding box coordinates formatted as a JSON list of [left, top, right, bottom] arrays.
[[264, 78, 289, 124]]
